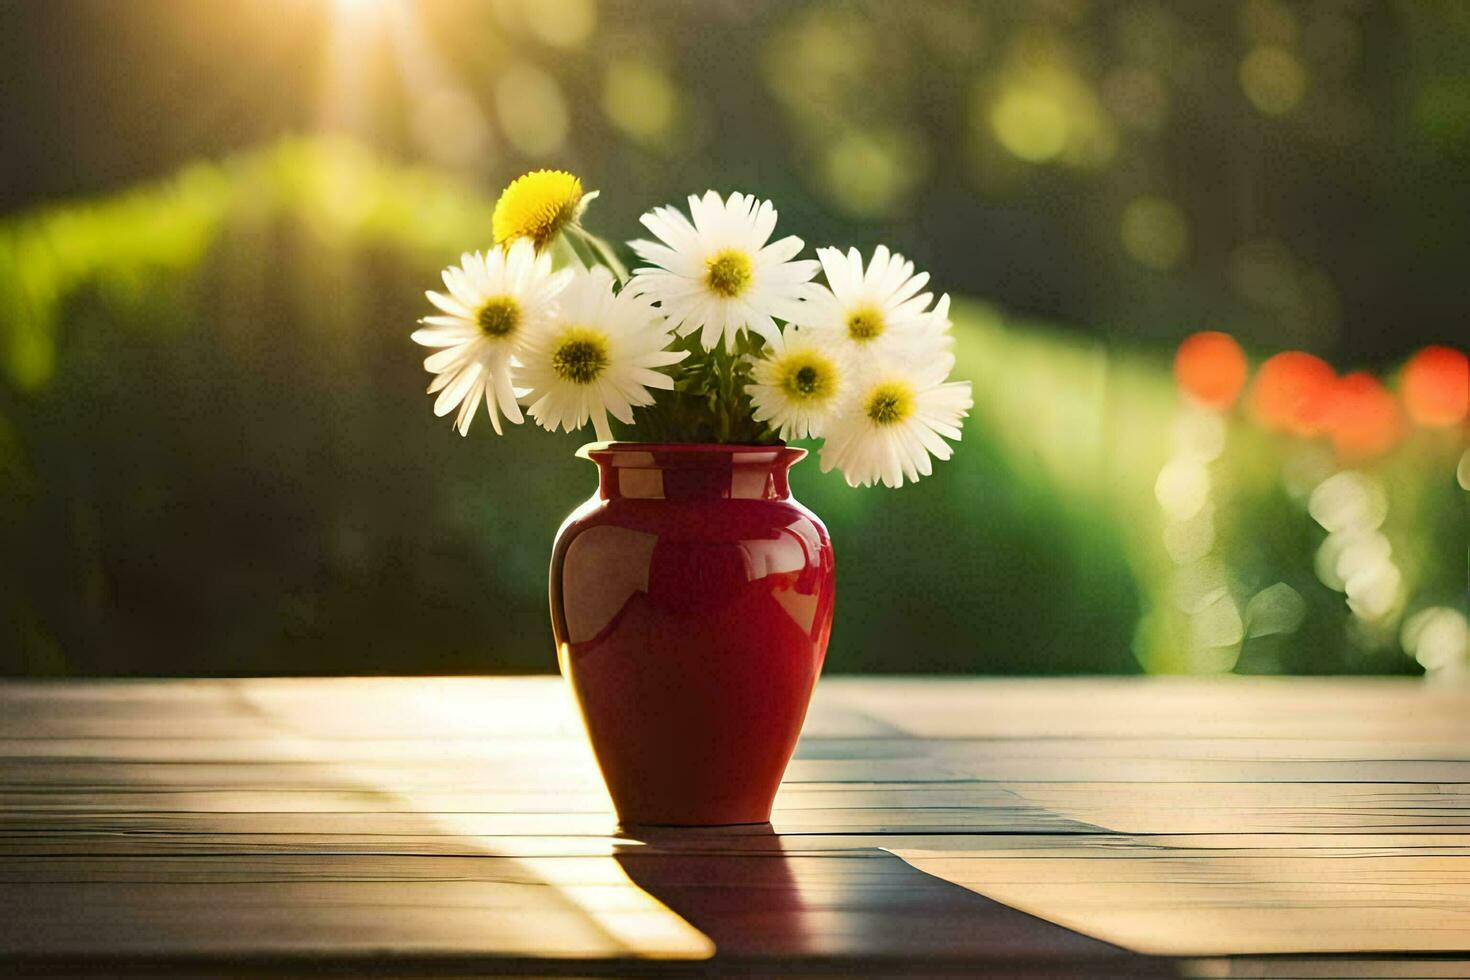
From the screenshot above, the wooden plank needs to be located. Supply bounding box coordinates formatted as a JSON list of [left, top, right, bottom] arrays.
[[12, 756, 1470, 787], [12, 734, 1470, 765], [891, 845, 1470, 956], [0, 676, 1467, 974], [3, 676, 1463, 740], [823, 677, 1470, 740], [0, 852, 1134, 965]]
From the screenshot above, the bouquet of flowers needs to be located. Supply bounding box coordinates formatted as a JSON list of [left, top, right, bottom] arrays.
[[411, 170, 972, 488]]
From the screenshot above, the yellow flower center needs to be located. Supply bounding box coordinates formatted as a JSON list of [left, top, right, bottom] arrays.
[[865, 381, 916, 426], [778, 351, 838, 403], [476, 296, 521, 338], [492, 170, 584, 251], [550, 327, 611, 385], [846, 304, 886, 342], [705, 249, 754, 298]]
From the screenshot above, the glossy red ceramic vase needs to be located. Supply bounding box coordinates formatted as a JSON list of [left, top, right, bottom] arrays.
[[550, 443, 836, 826]]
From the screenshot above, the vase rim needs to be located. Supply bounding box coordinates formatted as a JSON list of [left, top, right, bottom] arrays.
[[578, 441, 807, 466]]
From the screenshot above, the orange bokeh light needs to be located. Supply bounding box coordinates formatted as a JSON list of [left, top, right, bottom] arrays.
[[1249, 351, 1336, 436], [1327, 372, 1403, 459], [1400, 345, 1468, 428], [1174, 331, 1248, 409]]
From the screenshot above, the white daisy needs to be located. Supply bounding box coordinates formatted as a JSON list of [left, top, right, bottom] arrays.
[[411, 239, 572, 436], [745, 328, 848, 441], [627, 190, 819, 353], [917, 292, 957, 352], [799, 245, 950, 361], [515, 266, 688, 442], [819, 353, 974, 489]]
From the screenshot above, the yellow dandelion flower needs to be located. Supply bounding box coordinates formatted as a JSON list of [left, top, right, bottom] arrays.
[[492, 169, 588, 251]]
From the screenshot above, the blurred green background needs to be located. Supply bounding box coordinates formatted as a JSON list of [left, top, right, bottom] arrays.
[[0, 0, 1464, 677]]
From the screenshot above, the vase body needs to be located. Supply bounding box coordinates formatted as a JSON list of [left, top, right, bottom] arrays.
[[550, 443, 836, 826]]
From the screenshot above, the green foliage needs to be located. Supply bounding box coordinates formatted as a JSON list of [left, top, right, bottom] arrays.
[[0, 138, 494, 392], [0, 138, 1460, 678], [621, 331, 779, 445]]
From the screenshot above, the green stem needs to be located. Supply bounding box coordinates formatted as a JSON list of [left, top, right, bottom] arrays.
[[562, 231, 599, 271], [566, 225, 629, 283]]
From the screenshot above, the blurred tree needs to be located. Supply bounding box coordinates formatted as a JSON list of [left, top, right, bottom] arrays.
[[1, 0, 1465, 677], [2, 0, 1469, 362]]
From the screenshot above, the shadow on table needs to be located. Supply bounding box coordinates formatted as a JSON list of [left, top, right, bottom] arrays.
[[612, 823, 1172, 976]]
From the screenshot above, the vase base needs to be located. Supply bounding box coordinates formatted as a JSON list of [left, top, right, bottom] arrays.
[[616, 819, 774, 834]]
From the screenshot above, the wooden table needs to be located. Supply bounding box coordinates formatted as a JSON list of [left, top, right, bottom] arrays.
[[2, 677, 1467, 977]]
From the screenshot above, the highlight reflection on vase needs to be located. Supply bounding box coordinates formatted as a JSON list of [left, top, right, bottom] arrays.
[[551, 443, 836, 827]]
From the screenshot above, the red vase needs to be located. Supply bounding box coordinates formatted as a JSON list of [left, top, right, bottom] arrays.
[[550, 443, 836, 826]]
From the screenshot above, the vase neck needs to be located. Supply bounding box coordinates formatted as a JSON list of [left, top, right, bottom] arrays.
[[582, 444, 806, 502]]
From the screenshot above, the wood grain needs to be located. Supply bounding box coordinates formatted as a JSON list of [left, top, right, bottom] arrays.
[[1, 677, 1467, 977]]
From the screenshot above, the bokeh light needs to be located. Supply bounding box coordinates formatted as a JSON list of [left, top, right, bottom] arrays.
[[1249, 351, 1336, 436], [517, 0, 596, 49], [1239, 46, 1306, 116], [989, 87, 1069, 163], [1308, 470, 1388, 534], [1174, 331, 1247, 410], [822, 128, 927, 217], [1400, 345, 1468, 428], [495, 64, 569, 157], [1155, 457, 1211, 522], [1244, 582, 1306, 638], [1121, 197, 1188, 271], [602, 59, 679, 146], [1327, 372, 1403, 459], [1309, 471, 1402, 625], [1402, 607, 1470, 680], [982, 38, 1116, 170]]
